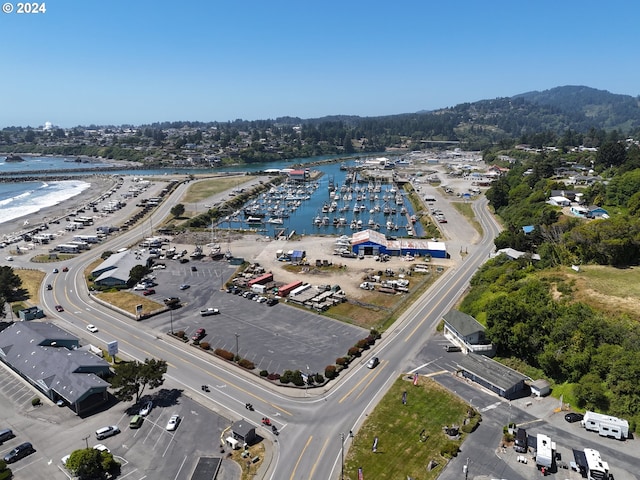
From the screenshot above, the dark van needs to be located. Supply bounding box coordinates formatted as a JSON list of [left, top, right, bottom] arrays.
[[444, 345, 462, 352], [0, 429, 14, 443], [514, 427, 528, 453]]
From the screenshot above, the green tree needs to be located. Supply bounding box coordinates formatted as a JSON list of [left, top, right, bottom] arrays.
[[0, 266, 23, 317], [0, 459, 12, 480], [574, 373, 609, 411], [110, 358, 167, 403], [65, 447, 119, 480], [128, 264, 151, 286], [170, 203, 185, 218]]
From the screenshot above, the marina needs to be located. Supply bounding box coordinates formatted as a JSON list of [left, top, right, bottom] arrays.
[[217, 160, 425, 238]]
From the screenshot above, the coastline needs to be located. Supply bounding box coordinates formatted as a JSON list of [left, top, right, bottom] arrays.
[[0, 175, 119, 241]]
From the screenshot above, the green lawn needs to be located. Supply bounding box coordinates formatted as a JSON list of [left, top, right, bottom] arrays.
[[344, 376, 477, 480]]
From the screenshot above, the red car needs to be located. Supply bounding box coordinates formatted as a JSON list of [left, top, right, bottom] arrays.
[[142, 289, 156, 296], [62, 267, 69, 272], [55, 305, 64, 312], [192, 328, 206, 341]]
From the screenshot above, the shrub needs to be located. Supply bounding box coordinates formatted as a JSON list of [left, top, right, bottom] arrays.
[[31, 397, 41, 407], [356, 339, 369, 350], [366, 334, 377, 346], [348, 347, 361, 357], [260, 370, 269, 377], [440, 440, 460, 458], [325, 365, 337, 379], [238, 358, 255, 370], [199, 342, 210, 350], [314, 373, 324, 384], [175, 330, 185, 339], [336, 357, 348, 366], [267, 373, 281, 381], [214, 348, 235, 361], [370, 329, 381, 339]]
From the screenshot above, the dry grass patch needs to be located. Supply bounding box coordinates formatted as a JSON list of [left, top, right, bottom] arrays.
[[14, 268, 46, 302], [95, 291, 164, 316], [540, 265, 640, 321], [180, 176, 256, 204], [229, 441, 265, 480]]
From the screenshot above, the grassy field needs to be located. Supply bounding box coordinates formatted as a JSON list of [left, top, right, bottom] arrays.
[[180, 176, 256, 204], [344, 376, 476, 480], [540, 265, 640, 321]]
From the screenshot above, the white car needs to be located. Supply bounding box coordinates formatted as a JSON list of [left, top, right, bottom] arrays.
[[93, 444, 110, 453], [87, 324, 98, 333], [139, 400, 153, 416], [61, 454, 70, 466], [166, 414, 180, 431], [133, 284, 147, 291]]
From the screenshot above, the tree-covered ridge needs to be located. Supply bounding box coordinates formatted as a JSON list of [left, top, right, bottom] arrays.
[[460, 255, 640, 430], [3, 86, 640, 163]]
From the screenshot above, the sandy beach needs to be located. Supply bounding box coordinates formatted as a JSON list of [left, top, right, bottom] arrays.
[[0, 175, 120, 242]]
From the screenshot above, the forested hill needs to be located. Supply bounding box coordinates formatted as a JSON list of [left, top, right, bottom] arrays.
[[441, 86, 640, 145]]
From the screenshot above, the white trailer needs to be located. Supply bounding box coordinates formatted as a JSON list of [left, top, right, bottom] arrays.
[[56, 244, 80, 254], [584, 448, 610, 480], [581, 411, 628, 440], [535, 433, 554, 469]]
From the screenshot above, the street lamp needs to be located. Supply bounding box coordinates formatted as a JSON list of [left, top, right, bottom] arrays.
[[234, 333, 240, 361], [305, 365, 310, 396], [169, 309, 174, 334]]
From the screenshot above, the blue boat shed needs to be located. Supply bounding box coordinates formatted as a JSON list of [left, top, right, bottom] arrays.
[[351, 230, 447, 258]]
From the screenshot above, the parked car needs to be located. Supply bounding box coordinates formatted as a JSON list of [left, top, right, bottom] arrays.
[[55, 305, 64, 312], [366, 357, 380, 369], [266, 298, 279, 306], [564, 412, 584, 423], [86, 324, 98, 333], [142, 288, 156, 296], [95, 425, 120, 440], [133, 284, 147, 291], [191, 265, 197, 272], [192, 328, 206, 341], [4, 442, 35, 463], [93, 444, 110, 453], [444, 345, 462, 352], [166, 414, 180, 431], [139, 400, 153, 416], [179, 284, 190, 290], [200, 308, 219, 316]]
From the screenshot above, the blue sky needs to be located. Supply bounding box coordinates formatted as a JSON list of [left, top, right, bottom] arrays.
[[2, 0, 639, 128]]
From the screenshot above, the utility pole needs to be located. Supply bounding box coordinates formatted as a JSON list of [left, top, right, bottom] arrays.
[[340, 432, 345, 480]]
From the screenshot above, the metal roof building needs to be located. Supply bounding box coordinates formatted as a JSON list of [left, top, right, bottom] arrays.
[[350, 229, 447, 258], [455, 353, 529, 400], [0, 322, 110, 415]]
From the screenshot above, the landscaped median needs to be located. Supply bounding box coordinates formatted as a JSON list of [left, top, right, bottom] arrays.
[[344, 375, 480, 480]]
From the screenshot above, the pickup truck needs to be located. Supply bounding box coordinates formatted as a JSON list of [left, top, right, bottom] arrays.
[[164, 297, 180, 307], [200, 307, 219, 316]]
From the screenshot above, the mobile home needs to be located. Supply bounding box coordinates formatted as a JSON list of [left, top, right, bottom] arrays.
[[535, 433, 555, 469], [56, 244, 80, 254], [584, 448, 610, 480]]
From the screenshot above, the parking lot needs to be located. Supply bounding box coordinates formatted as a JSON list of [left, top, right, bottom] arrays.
[[0, 365, 237, 480], [137, 257, 368, 376]]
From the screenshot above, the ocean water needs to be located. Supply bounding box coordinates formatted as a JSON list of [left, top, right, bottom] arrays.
[[0, 179, 91, 225]]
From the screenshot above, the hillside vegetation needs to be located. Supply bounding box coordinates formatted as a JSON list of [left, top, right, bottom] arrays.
[[459, 140, 640, 431]]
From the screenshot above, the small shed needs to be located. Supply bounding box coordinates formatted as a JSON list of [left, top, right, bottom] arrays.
[[18, 306, 45, 321], [529, 379, 551, 397], [231, 420, 257, 446]]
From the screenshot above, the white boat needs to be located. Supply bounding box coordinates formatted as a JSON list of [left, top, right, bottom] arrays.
[[267, 217, 284, 224]]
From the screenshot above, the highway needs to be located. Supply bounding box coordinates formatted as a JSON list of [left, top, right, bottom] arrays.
[[37, 181, 503, 479]]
